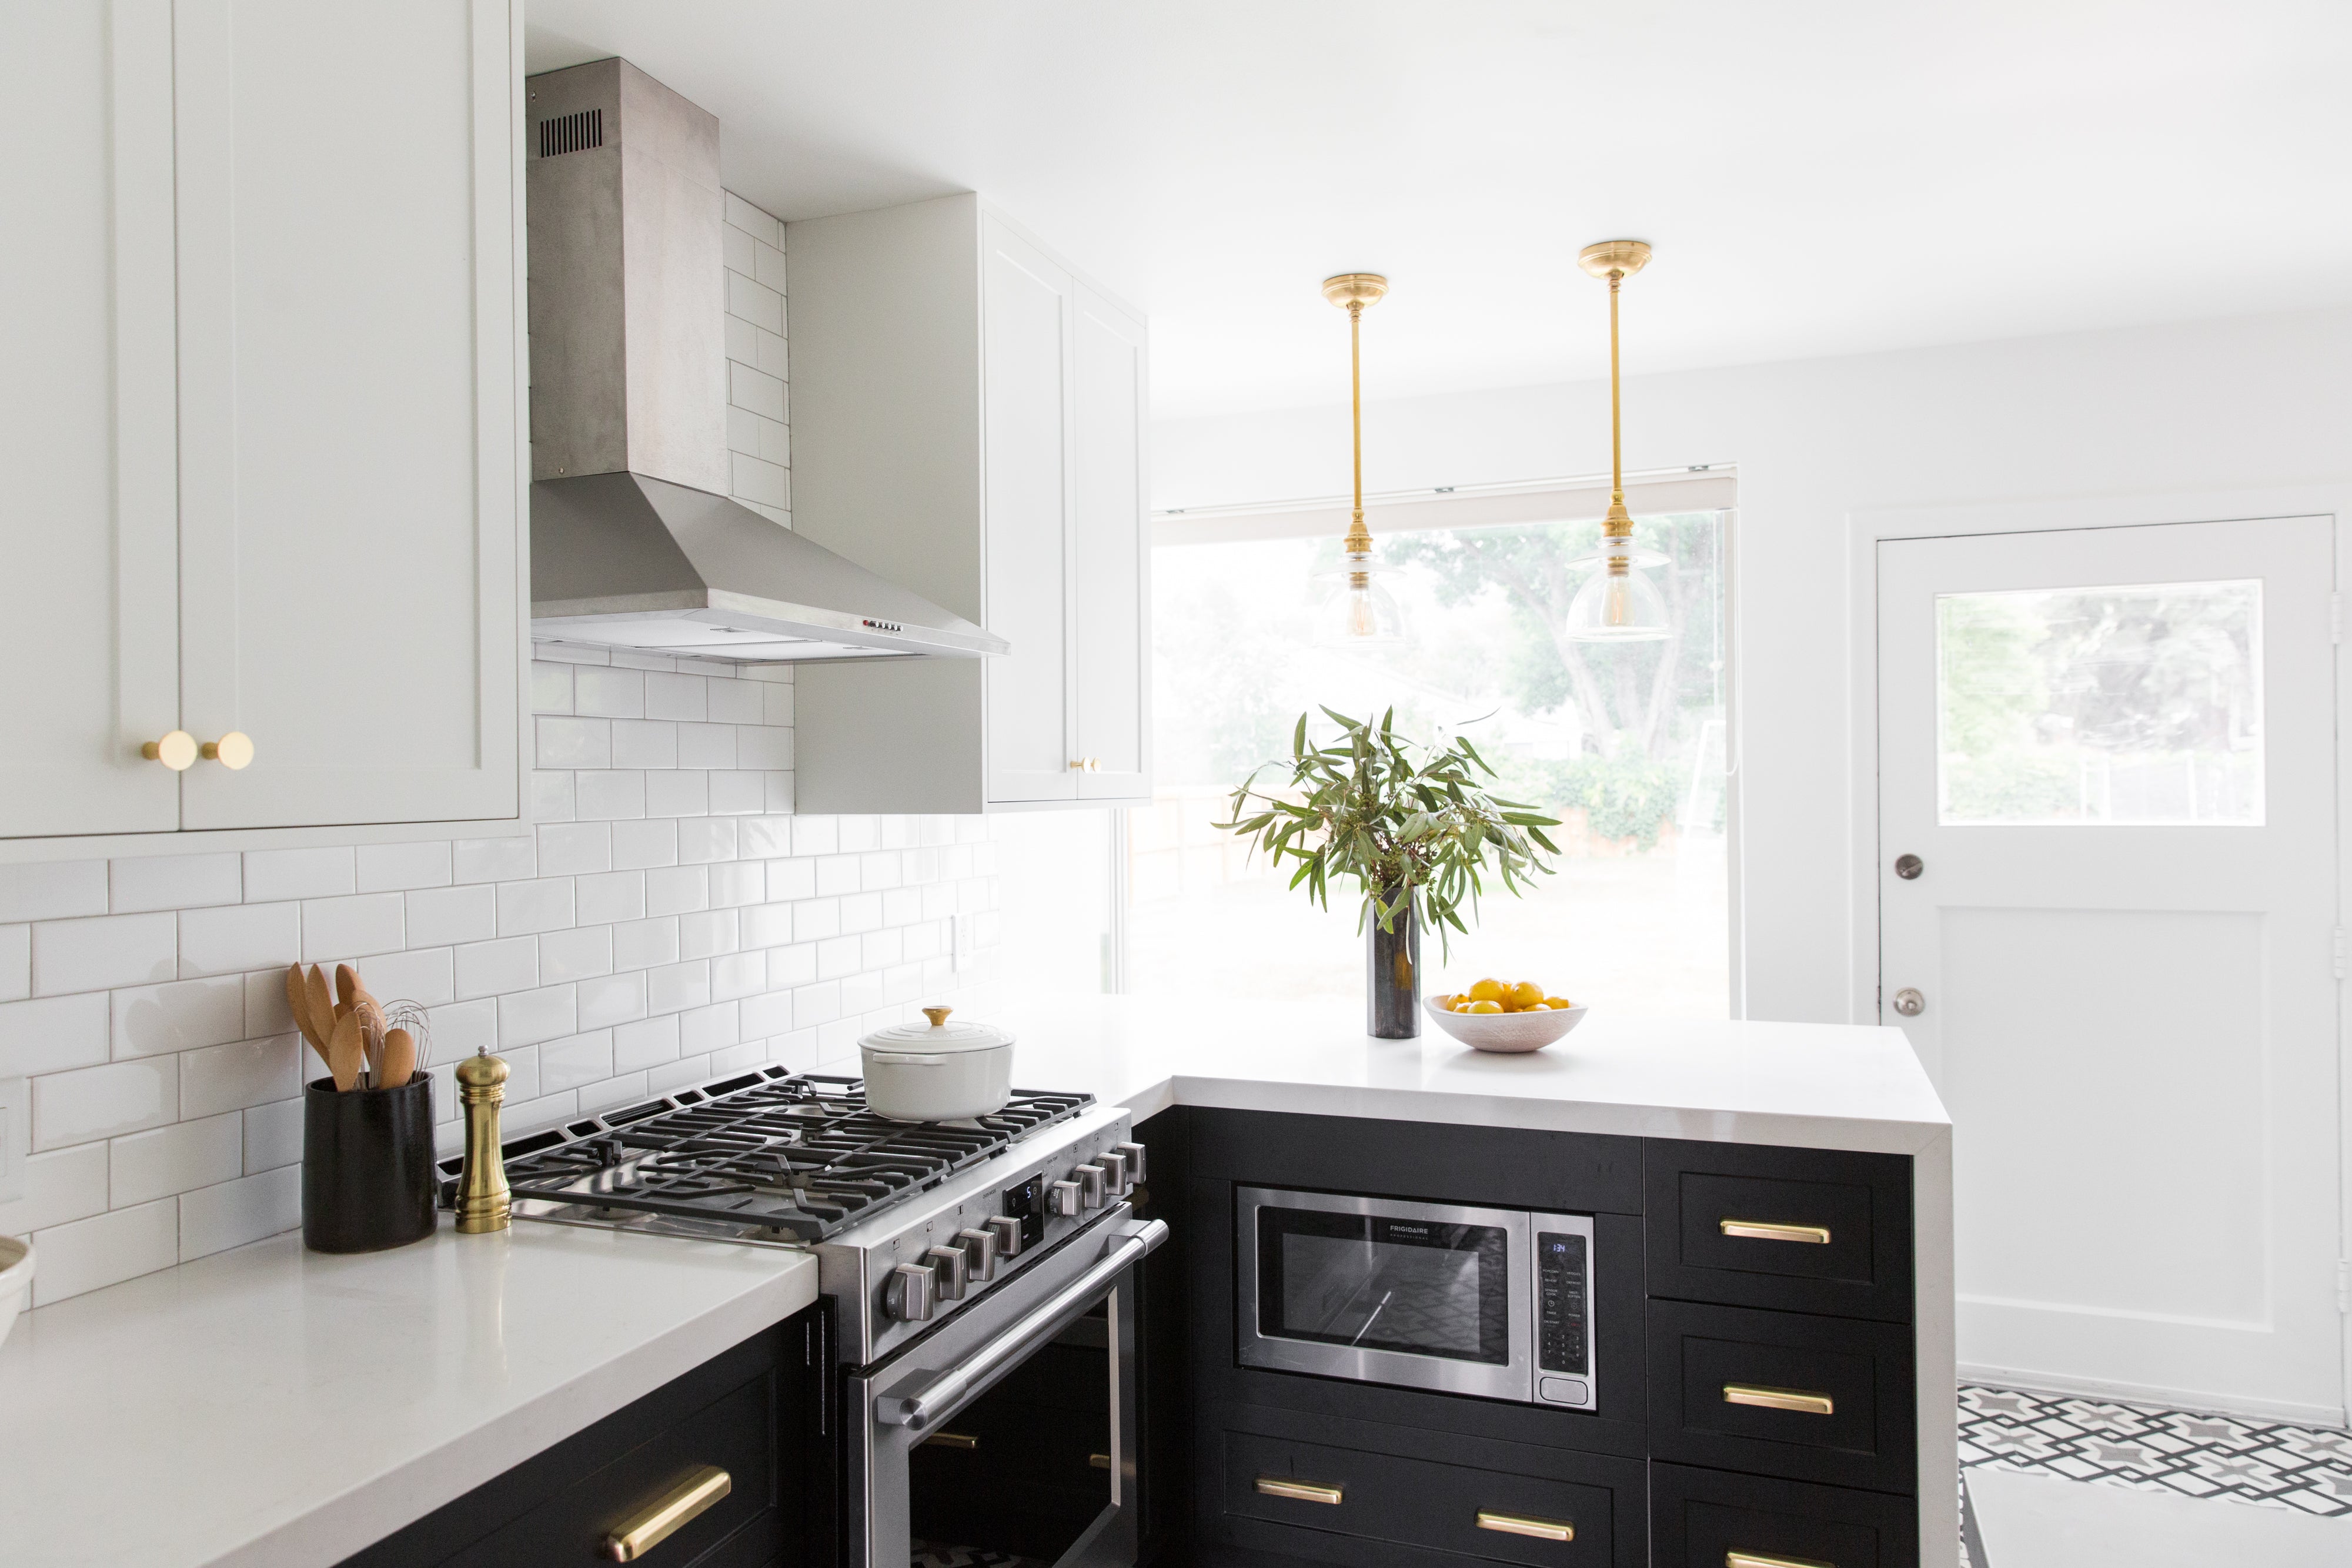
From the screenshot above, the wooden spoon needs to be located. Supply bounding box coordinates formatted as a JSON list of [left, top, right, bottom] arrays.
[[328, 1011, 364, 1093], [305, 967, 336, 1053], [334, 963, 361, 1021], [284, 963, 323, 1052], [379, 1028, 417, 1091]]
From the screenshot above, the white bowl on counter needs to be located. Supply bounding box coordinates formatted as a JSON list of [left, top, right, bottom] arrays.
[[859, 1007, 1015, 1122], [0, 1236, 32, 1351], [1425, 995, 1589, 1053]]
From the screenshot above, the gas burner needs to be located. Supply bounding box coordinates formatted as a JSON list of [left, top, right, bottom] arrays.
[[437, 1066, 1094, 1242]]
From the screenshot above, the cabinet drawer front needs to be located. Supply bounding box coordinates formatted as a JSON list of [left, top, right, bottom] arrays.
[[1651, 1463, 1917, 1568], [1222, 1429, 1616, 1565], [1648, 1302, 1916, 1494], [1646, 1140, 1912, 1322], [445, 1370, 779, 1567]]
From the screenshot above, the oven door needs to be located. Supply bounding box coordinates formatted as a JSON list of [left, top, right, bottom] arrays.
[[1237, 1186, 1532, 1403], [852, 1210, 1167, 1568]]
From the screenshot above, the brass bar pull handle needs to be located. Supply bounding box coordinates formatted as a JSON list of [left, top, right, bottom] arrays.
[[922, 1432, 979, 1450], [1726, 1552, 1834, 1568], [1089, 1452, 1112, 1470], [1477, 1510, 1575, 1542], [1723, 1383, 1836, 1416], [602, 1466, 730, 1562], [1720, 1219, 1831, 1245], [1256, 1476, 1343, 1505]]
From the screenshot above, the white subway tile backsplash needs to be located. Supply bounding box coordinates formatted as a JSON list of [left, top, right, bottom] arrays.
[[722, 222, 757, 281], [753, 237, 786, 295], [536, 715, 612, 770], [0, 924, 25, 1003], [453, 834, 536, 885], [243, 1097, 303, 1175], [405, 883, 496, 948], [680, 909, 739, 961], [245, 847, 356, 903], [649, 1055, 713, 1095], [576, 870, 647, 926], [497, 984, 577, 1048], [539, 1029, 613, 1093], [761, 682, 795, 730], [180, 1035, 299, 1118], [612, 917, 680, 972], [32, 1197, 178, 1305], [727, 270, 783, 334], [705, 679, 763, 725], [530, 660, 575, 714], [33, 911, 176, 995], [679, 817, 737, 864], [179, 1165, 300, 1262], [725, 192, 781, 248], [647, 960, 710, 1016], [645, 671, 708, 721], [180, 901, 301, 978], [577, 971, 648, 1031], [111, 1112, 242, 1208], [575, 770, 647, 820], [303, 892, 406, 961], [110, 853, 240, 914], [0, 860, 108, 923], [645, 865, 709, 918], [532, 769, 577, 824], [709, 861, 763, 908], [455, 937, 537, 1001], [35, 1056, 176, 1149], [426, 998, 498, 1060], [356, 947, 454, 1008], [676, 722, 736, 770], [579, 1072, 651, 1117], [0, 1141, 109, 1238], [357, 840, 454, 893], [612, 719, 680, 770], [712, 950, 765, 1001], [496, 878, 574, 938], [539, 925, 613, 982], [613, 1012, 680, 1072], [644, 770, 709, 820], [0, 992, 112, 1078], [612, 818, 680, 870], [537, 821, 613, 877], [111, 976, 245, 1059]]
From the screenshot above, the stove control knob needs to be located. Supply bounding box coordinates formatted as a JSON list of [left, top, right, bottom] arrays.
[[1098, 1150, 1130, 1195], [986, 1213, 1024, 1258], [923, 1244, 970, 1301], [885, 1262, 936, 1322], [1074, 1163, 1107, 1210], [1115, 1142, 1147, 1183], [1047, 1179, 1081, 1218], [953, 1226, 998, 1283]]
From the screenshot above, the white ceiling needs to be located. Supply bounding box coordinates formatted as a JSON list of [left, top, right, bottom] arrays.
[[525, 1, 2352, 419]]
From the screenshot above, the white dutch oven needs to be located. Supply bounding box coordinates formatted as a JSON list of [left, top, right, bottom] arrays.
[[0, 1236, 32, 1353], [860, 1007, 1015, 1122]]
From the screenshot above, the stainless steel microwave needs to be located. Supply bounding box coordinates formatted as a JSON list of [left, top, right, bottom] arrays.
[[1237, 1186, 1598, 1410]]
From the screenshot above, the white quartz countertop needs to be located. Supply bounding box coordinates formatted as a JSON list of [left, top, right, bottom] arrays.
[[0, 997, 1944, 1567], [991, 994, 1951, 1155], [0, 1216, 818, 1568]]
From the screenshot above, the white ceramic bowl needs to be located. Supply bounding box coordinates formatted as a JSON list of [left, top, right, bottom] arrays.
[[0, 1236, 32, 1353], [860, 1007, 1015, 1122], [1425, 995, 1589, 1053]]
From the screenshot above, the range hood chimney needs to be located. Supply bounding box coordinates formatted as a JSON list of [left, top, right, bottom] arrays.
[[524, 58, 1004, 663]]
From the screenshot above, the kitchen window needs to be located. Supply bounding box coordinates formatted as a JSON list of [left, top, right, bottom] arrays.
[[1127, 501, 1735, 1016]]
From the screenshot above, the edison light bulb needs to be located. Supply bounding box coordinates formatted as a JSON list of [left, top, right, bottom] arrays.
[[1563, 538, 1672, 643], [1317, 553, 1404, 644]]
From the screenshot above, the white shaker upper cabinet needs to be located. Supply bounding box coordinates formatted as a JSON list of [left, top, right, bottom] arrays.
[[172, 0, 522, 832], [0, 1, 181, 839], [789, 196, 1151, 814]]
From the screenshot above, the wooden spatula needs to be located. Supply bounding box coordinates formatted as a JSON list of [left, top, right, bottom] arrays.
[[328, 1011, 364, 1094], [379, 1028, 417, 1091], [285, 964, 332, 1078], [305, 967, 336, 1054], [334, 963, 361, 1021]]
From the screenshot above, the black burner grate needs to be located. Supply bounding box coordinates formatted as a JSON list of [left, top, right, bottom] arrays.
[[453, 1071, 1093, 1242]]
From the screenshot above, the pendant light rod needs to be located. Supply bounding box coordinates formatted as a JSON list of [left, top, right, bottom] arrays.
[[1323, 273, 1388, 556], [1576, 240, 1652, 555]]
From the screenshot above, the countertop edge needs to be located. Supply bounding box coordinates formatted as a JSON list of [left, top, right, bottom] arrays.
[[205, 1256, 820, 1568]]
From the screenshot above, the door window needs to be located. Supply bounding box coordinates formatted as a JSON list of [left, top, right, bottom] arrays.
[[1934, 579, 2263, 825]]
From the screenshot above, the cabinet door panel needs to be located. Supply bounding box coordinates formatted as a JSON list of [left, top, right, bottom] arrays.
[[0, 1, 181, 838], [175, 0, 519, 830], [981, 217, 1078, 803], [1072, 287, 1148, 800]]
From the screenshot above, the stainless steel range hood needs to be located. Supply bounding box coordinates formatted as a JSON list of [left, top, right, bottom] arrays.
[[524, 58, 1004, 663]]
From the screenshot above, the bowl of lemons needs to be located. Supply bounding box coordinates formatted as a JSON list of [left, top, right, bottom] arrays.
[[1426, 978, 1588, 1053]]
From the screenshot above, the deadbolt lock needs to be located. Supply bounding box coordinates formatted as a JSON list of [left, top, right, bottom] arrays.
[[1892, 988, 1926, 1017], [1894, 854, 1923, 880]]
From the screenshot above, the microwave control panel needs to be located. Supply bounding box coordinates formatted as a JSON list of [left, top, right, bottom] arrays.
[[1531, 1212, 1597, 1409]]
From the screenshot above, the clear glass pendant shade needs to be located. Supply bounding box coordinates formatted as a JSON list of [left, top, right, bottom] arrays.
[[1317, 553, 1405, 644], [1563, 539, 1672, 642]]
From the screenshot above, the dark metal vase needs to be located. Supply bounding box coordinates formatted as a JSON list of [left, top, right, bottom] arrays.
[[302, 1074, 439, 1253], [1367, 900, 1421, 1039]]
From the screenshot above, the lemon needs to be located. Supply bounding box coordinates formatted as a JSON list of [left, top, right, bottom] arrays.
[[1466, 999, 1504, 1014], [1508, 981, 1545, 1011], [1544, 995, 1575, 1010], [1468, 978, 1506, 1003]]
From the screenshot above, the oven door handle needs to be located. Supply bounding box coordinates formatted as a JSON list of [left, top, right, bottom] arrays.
[[873, 1216, 1168, 1430]]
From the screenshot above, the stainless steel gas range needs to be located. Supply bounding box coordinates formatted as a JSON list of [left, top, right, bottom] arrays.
[[437, 1067, 1166, 1568]]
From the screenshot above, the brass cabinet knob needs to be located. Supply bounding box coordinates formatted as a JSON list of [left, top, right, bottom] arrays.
[[201, 731, 255, 769], [141, 731, 198, 770], [1066, 757, 1102, 773]]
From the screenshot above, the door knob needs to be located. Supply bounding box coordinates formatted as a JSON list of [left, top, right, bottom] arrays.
[[201, 732, 255, 769], [1892, 988, 1926, 1017], [142, 731, 198, 770], [1893, 853, 1923, 880]]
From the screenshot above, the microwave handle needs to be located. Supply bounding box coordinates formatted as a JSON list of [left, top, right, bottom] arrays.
[[874, 1215, 1167, 1430]]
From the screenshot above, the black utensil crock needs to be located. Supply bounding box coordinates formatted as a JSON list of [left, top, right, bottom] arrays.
[[302, 1074, 437, 1252]]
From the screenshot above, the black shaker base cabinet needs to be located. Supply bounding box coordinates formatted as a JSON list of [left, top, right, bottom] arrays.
[[1136, 1106, 1924, 1568], [342, 1307, 826, 1568]]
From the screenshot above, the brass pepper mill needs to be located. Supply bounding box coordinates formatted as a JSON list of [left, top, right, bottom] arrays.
[[455, 1048, 512, 1234]]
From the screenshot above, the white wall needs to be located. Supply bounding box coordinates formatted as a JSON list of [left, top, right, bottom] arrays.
[[1154, 307, 2352, 1024], [0, 195, 1005, 1306]]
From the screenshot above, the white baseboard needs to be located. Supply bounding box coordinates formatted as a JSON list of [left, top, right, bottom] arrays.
[[1960, 1361, 2347, 1429]]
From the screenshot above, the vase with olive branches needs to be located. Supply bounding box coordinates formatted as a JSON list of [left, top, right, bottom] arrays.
[[1217, 708, 1562, 1038]]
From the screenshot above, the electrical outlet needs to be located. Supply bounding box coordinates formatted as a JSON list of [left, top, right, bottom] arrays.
[[0, 1077, 25, 1207], [953, 912, 976, 974]]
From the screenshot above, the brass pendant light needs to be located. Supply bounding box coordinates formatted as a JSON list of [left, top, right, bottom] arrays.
[[1564, 240, 1672, 643], [1317, 272, 1404, 644]]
